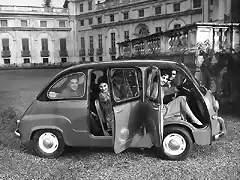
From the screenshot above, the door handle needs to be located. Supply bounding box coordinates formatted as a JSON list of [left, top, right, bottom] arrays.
[[153, 107, 159, 111], [115, 109, 123, 113]]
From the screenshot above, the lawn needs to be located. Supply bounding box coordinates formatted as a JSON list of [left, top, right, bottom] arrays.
[[0, 69, 240, 180]]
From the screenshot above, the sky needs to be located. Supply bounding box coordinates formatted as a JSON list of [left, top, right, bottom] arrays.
[[0, 0, 66, 7]]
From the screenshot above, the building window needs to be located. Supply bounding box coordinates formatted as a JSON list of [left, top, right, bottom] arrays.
[[123, 12, 129, 20], [21, 20, 28, 27], [4, 59, 10, 64], [24, 58, 30, 63], [138, 9, 144, 17], [22, 38, 29, 51], [41, 38, 48, 51], [0, 20, 8, 27], [110, 14, 114, 22], [59, 20, 66, 27], [61, 58, 67, 63], [173, 3, 180, 12], [90, 56, 94, 62], [80, 3, 83, 12], [60, 38, 67, 52], [43, 58, 49, 63], [174, 24, 181, 29], [210, 0, 213, 5], [89, 18, 93, 25], [40, 21, 47, 27], [2, 38, 10, 51], [97, 16, 102, 24], [88, 1, 92, 11], [80, 20, 84, 26], [155, 27, 162, 32], [82, 57, 85, 62], [89, 36, 94, 49], [98, 34, 102, 49], [124, 31, 129, 40], [193, 0, 201, 8], [155, 6, 161, 15], [81, 37, 85, 49], [99, 56, 103, 61], [111, 33, 116, 48]]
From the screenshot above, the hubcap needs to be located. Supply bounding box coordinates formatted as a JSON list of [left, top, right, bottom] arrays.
[[163, 133, 186, 156], [38, 132, 59, 154]]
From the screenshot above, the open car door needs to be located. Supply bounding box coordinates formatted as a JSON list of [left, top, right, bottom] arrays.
[[110, 68, 144, 154], [143, 66, 163, 148]]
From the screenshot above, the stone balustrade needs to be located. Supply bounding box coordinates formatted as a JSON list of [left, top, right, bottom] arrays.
[[118, 22, 240, 58]]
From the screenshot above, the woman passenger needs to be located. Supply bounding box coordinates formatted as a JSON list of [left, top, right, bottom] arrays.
[[98, 77, 114, 131], [149, 71, 203, 126]]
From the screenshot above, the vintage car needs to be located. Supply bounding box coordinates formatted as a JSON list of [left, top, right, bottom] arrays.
[[14, 60, 226, 160]]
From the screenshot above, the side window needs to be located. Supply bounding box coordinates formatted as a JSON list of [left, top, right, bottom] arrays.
[[146, 67, 160, 100], [48, 73, 86, 99], [110, 68, 140, 102]]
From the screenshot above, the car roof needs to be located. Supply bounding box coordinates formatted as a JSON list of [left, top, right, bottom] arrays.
[[65, 59, 183, 73]]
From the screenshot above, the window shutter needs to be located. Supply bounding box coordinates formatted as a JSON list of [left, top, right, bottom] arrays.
[[22, 38, 29, 51], [60, 38, 66, 51], [2, 38, 9, 51]]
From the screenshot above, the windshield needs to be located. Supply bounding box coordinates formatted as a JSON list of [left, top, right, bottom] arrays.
[[183, 66, 207, 95]]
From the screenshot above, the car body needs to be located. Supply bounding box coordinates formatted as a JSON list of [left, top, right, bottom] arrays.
[[14, 59, 226, 160]]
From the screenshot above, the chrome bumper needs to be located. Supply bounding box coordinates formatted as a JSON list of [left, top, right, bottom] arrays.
[[212, 116, 226, 141], [14, 120, 21, 137]]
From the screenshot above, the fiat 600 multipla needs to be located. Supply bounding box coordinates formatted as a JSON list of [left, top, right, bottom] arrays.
[[14, 60, 226, 160]]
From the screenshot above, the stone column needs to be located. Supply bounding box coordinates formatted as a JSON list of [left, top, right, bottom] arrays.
[[218, 0, 225, 22], [202, 0, 210, 22]]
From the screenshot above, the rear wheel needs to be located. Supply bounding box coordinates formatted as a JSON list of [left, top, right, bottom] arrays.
[[158, 126, 193, 161], [32, 130, 65, 158]]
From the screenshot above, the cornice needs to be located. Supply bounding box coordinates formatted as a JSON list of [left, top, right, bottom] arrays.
[[0, 12, 69, 18], [0, 27, 72, 31], [91, 8, 202, 29]]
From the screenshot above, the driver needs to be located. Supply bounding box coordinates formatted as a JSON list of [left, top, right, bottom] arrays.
[[149, 71, 203, 126]]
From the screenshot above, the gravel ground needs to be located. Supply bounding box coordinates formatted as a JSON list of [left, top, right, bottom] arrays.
[[0, 69, 240, 180]]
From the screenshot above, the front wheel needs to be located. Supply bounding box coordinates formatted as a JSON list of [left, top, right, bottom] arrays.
[[157, 126, 193, 161], [32, 130, 65, 158]]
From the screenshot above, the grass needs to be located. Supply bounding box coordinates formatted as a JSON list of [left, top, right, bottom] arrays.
[[0, 69, 240, 180]]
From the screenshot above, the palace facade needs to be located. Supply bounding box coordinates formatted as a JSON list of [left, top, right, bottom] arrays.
[[0, 5, 72, 65], [0, 0, 239, 65]]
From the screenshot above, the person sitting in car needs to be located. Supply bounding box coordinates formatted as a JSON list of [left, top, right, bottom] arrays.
[[98, 77, 114, 132], [147, 70, 203, 126], [60, 75, 84, 97], [163, 70, 178, 104]]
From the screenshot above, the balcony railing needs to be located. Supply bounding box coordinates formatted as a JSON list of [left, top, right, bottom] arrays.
[[1, 50, 11, 58], [79, 49, 85, 56], [59, 50, 68, 57], [96, 48, 103, 55], [88, 48, 94, 56], [21, 50, 31, 57], [109, 47, 116, 55], [40, 50, 50, 57]]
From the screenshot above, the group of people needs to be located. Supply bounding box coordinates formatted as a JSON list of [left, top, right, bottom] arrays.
[[147, 69, 203, 126]]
